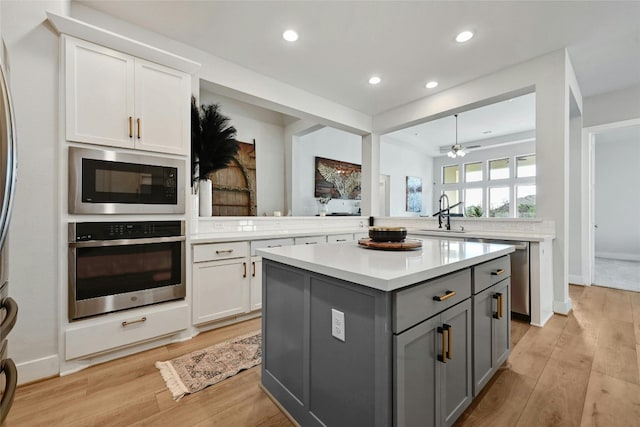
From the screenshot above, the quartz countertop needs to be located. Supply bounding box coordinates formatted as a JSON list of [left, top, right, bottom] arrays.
[[408, 228, 554, 242], [190, 228, 368, 244], [257, 238, 515, 292]]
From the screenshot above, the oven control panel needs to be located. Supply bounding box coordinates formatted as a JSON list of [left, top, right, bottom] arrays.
[[71, 221, 183, 241]]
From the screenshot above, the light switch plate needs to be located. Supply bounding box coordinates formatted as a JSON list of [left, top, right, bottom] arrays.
[[331, 308, 345, 342]]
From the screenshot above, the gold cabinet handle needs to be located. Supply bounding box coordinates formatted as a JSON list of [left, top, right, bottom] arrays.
[[491, 268, 505, 276], [438, 326, 448, 363], [493, 292, 503, 319], [122, 316, 146, 327], [215, 249, 234, 254], [252, 261, 256, 277], [243, 262, 247, 278], [137, 118, 141, 139], [128, 116, 133, 138], [433, 290, 456, 302], [445, 323, 452, 359]]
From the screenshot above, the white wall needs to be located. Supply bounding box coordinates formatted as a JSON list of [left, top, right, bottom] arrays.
[[199, 90, 286, 215], [2, 0, 67, 381], [594, 127, 640, 260], [380, 137, 434, 216], [568, 94, 584, 282], [293, 127, 362, 216], [583, 84, 640, 128]]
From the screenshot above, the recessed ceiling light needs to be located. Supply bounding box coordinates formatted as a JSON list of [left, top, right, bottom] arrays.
[[425, 81, 438, 89], [369, 76, 381, 85], [282, 30, 299, 42], [482, 130, 492, 134], [456, 30, 474, 43]]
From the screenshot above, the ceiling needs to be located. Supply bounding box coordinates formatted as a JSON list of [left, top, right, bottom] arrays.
[[74, 1, 638, 156], [76, 0, 640, 118]]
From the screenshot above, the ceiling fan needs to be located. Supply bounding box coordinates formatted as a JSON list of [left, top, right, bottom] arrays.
[[446, 114, 480, 158]]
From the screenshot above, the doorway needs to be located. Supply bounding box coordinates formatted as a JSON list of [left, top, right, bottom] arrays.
[[584, 120, 640, 292]]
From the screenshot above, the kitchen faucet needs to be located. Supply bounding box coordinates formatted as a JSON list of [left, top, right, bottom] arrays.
[[438, 194, 451, 230]]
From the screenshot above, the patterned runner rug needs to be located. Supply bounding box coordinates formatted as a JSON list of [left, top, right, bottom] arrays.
[[155, 330, 262, 400]]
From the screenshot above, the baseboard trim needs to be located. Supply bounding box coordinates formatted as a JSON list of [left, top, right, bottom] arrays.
[[595, 252, 640, 262], [553, 299, 573, 315], [568, 274, 585, 285], [16, 354, 60, 385]]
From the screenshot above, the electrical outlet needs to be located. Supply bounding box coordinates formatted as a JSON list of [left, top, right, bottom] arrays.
[[331, 309, 345, 342]]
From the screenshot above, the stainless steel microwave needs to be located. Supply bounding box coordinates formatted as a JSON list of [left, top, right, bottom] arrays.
[[69, 147, 185, 214]]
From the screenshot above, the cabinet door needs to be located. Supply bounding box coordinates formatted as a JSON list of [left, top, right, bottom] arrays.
[[250, 256, 262, 311], [134, 59, 190, 155], [472, 279, 511, 396], [192, 258, 249, 324], [440, 299, 472, 427], [493, 279, 511, 368], [472, 285, 494, 396], [394, 316, 440, 427], [65, 36, 135, 148]]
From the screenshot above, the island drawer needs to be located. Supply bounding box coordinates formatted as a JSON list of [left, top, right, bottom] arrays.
[[472, 255, 511, 294], [393, 268, 471, 333], [193, 241, 249, 262]]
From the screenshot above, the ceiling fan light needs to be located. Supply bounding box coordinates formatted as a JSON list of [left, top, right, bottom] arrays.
[[447, 151, 455, 158], [458, 150, 466, 157]]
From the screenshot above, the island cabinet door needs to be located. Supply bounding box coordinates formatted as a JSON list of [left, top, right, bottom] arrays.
[[394, 299, 472, 427], [472, 278, 511, 396], [394, 315, 440, 427], [440, 299, 473, 427]]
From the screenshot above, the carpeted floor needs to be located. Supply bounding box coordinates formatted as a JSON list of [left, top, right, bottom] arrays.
[[593, 257, 640, 292]]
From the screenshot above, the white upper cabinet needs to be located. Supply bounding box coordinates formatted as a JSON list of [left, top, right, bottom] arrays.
[[65, 36, 190, 155]]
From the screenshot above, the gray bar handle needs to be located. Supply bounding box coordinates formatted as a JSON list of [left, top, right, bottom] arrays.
[[0, 297, 18, 341]]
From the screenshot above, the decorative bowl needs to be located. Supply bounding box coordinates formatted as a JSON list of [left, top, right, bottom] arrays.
[[369, 226, 407, 242]]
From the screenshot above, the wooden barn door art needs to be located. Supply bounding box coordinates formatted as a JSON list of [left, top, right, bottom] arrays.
[[206, 140, 257, 216]]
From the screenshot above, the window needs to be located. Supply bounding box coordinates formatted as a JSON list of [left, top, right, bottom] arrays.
[[443, 165, 459, 184], [516, 155, 536, 178], [489, 158, 510, 180], [464, 188, 484, 217], [516, 185, 536, 218], [489, 187, 510, 217], [443, 190, 461, 214], [464, 162, 482, 182]]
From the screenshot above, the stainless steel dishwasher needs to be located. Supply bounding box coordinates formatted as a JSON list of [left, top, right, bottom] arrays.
[[466, 238, 530, 320]]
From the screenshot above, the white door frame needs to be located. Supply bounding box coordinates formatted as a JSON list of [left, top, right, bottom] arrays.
[[581, 118, 640, 286]]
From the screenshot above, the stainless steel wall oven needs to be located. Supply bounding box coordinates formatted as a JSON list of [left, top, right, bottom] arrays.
[[68, 147, 185, 215], [68, 221, 185, 321]]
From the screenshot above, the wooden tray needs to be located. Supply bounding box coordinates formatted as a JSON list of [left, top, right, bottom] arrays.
[[358, 238, 422, 251]]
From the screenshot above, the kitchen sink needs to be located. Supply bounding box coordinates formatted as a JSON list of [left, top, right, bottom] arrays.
[[419, 229, 466, 234]]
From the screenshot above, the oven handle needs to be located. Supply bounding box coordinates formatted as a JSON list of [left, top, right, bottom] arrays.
[[69, 235, 185, 248]]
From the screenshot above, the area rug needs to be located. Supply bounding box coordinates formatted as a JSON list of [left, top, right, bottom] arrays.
[[155, 330, 262, 400]]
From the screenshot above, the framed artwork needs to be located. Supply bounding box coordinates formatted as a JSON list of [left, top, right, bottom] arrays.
[[314, 157, 361, 200], [406, 176, 422, 212]]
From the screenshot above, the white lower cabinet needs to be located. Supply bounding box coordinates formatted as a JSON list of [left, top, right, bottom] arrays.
[[65, 302, 189, 360], [192, 242, 250, 325], [250, 256, 262, 311]]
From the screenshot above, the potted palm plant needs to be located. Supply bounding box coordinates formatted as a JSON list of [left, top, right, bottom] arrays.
[[191, 97, 240, 216]]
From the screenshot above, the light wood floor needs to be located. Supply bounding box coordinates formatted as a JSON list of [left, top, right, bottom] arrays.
[[6, 285, 640, 426]]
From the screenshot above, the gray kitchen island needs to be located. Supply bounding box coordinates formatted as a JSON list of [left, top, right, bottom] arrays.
[[257, 238, 515, 427]]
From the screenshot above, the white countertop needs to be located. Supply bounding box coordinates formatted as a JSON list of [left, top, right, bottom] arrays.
[[408, 228, 554, 242], [257, 238, 515, 292], [190, 228, 367, 244]]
